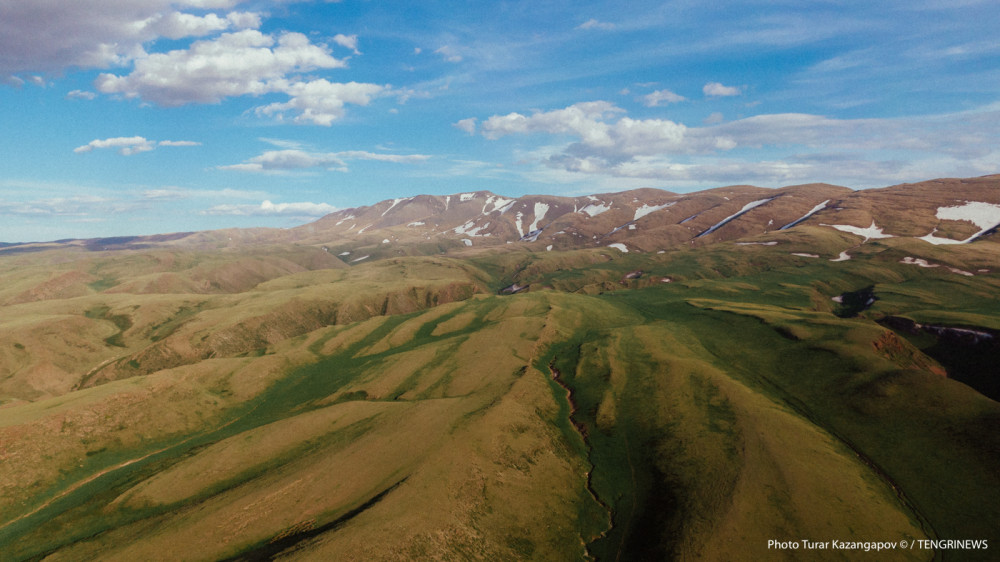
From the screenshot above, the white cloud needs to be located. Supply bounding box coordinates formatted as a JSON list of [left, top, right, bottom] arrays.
[[67, 90, 97, 100], [141, 187, 268, 200], [475, 100, 1000, 188], [703, 112, 724, 125], [203, 200, 338, 216], [703, 82, 742, 97], [219, 148, 431, 173], [434, 46, 462, 62], [157, 140, 201, 147], [643, 89, 686, 106], [0, 1, 259, 76], [333, 33, 360, 54], [74, 136, 156, 155], [255, 79, 384, 126], [74, 136, 200, 155], [454, 117, 477, 134], [480, 101, 625, 144], [577, 19, 616, 30], [258, 137, 306, 150], [145, 11, 261, 39], [90, 27, 385, 125], [0, 194, 131, 217], [96, 30, 346, 106]]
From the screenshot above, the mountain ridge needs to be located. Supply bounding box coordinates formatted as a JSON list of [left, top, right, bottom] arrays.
[[5, 175, 998, 258]]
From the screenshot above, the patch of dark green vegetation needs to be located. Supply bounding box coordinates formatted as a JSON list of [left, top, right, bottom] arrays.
[[149, 305, 202, 342], [834, 285, 877, 318], [84, 306, 133, 347], [880, 316, 1000, 401], [86, 277, 118, 292]]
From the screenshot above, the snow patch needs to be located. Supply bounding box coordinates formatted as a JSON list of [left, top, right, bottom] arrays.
[[460, 192, 476, 202], [608, 243, 628, 253], [462, 239, 473, 247], [828, 221, 892, 241], [580, 202, 611, 217], [515, 212, 525, 237], [453, 220, 491, 237], [546, 245, 553, 251], [633, 202, 675, 221], [530, 202, 549, 232], [350, 255, 370, 263], [900, 256, 975, 276], [938, 201, 1000, 230], [382, 238, 391, 244], [735, 241, 778, 246], [919, 201, 1000, 244], [444, 195, 451, 210], [335, 214, 355, 226], [357, 224, 373, 234], [901, 257, 938, 268], [781, 200, 829, 230], [496, 200, 517, 214], [381, 197, 412, 217], [791, 253, 819, 258], [830, 251, 852, 262], [697, 198, 775, 237], [407, 221, 425, 227], [483, 196, 515, 215], [339, 251, 351, 256]]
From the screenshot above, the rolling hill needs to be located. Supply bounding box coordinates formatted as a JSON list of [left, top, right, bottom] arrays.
[[0, 175, 998, 560]]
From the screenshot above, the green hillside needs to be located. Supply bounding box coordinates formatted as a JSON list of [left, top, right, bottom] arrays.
[[1, 221, 998, 560]]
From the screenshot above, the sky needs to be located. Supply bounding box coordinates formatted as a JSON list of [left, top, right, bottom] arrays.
[[1, 0, 999, 242]]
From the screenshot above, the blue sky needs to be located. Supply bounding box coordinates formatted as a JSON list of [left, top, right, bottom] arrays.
[[1, 0, 998, 241]]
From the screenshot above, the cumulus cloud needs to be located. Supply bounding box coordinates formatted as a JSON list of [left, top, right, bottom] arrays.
[[146, 10, 261, 39], [0, 1, 260, 76], [255, 80, 384, 126], [89, 28, 384, 125], [643, 89, 686, 106], [219, 148, 431, 173], [703, 82, 742, 97], [480, 101, 625, 143], [203, 200, 338, 217], [333, 33, 360, 54], [74, 136, 200, 155], [577, 19, 616, 30], [96, 30, 345, 105], [454, 117, 477, 134]]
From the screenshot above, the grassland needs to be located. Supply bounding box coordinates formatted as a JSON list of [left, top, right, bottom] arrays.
[[1, 230, 998, 560]]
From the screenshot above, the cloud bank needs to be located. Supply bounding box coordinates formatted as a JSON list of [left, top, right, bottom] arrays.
[[219, 149, 431, 173], [74, 136, 201, 155], [472, 101, 1000, 186]]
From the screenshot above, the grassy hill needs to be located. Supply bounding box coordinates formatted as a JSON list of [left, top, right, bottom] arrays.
[[1, 180, 999, 560]]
